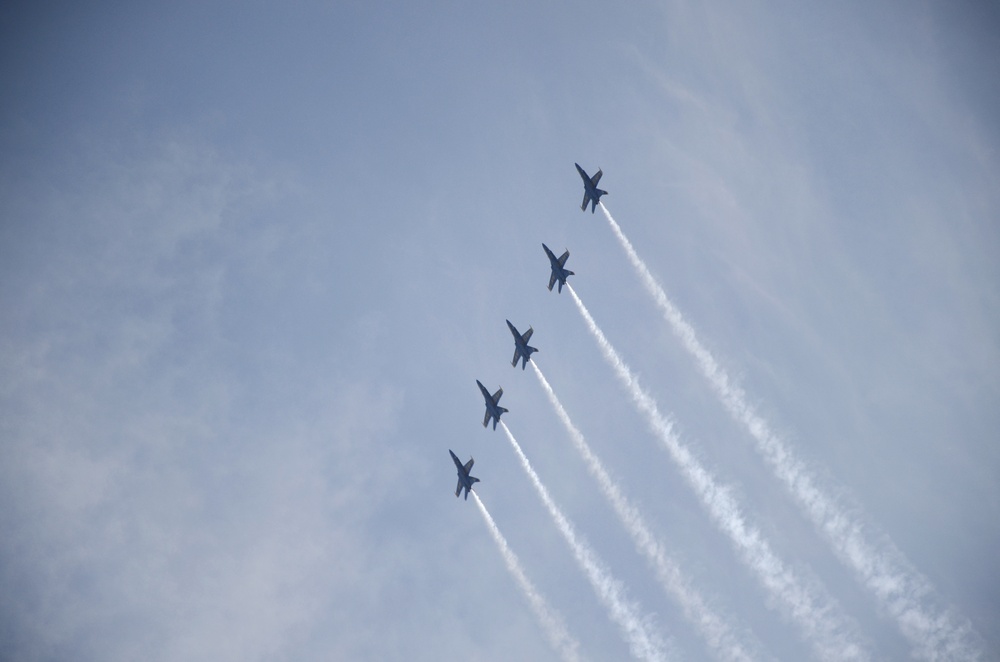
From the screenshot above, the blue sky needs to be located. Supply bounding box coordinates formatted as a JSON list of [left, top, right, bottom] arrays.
[[2, 1, 998, 660]]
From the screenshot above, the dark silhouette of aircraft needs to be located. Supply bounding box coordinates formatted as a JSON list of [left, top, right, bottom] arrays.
[[477, 379, 508, 430], [506, 320, 538, 370], [575, 163, 607, 213], [449, 449, 480, 500], [542, 243, 574, 293]]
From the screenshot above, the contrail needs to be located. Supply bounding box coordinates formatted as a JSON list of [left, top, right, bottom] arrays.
[[500, 421, 670, 662], [568, 283, 868, 662], [472, 491, 584, 662], [599, 203, 983, 660], [531, 361, 762, 662]]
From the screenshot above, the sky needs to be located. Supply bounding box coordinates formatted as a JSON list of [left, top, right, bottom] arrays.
[[1, 1, 998, 660]]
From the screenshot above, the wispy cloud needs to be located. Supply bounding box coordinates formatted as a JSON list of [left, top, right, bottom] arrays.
[[0, 137, 406, 662]]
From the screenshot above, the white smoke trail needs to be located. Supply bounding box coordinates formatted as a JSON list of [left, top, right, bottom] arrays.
[[531, 361, 761, 662], [472, 491, 585, 662], [500, 421, 670, 662], [599, 203, 982, 660], [567, 283, 868, 662]]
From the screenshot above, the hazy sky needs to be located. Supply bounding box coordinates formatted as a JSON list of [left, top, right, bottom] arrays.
[[2, 1, 998, 660]]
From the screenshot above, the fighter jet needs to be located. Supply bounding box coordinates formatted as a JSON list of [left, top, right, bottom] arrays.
[[542, 243, 574, 293], [477, 379, 508, 430], [575, 163, 608, 213], [506, 320, 538, 370], [450, 449, 480, 500]]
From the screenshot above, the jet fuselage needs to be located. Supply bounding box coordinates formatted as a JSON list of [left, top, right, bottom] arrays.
[[542, 243, 574, 293], [450, 449, 480, 500], [506, 319, 538, 370], [476, 379, 508, 430], [575, 162, 608, 213]]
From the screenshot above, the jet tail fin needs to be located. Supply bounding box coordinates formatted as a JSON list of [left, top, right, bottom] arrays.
[[581, 193, 589, 211], [591, 191, 608, 212], [491, 410, 508, 431]]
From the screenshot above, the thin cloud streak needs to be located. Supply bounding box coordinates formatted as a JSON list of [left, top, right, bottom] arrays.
[[472, 491, 584, 662], [531, 361, 761, 662], [599, 203, 983, 661], [500, 422, 670, 662], [567, 282, 868, 662]]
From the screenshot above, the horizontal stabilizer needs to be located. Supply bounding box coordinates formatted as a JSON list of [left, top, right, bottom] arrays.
[[581, 192, 589, 211]]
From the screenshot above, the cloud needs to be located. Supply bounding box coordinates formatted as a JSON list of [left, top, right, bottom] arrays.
[[0, 134, 408, 661]]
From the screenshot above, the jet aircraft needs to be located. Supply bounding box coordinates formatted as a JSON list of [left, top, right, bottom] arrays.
[[542, 243, 574, 293], [575, 163, 608, 213], [506, 320, 538, 370], [450, 449, 480, 500], [477, 379, 508, 430]]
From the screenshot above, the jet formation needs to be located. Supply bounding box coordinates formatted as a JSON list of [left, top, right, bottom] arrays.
[[542, 243, 573, 293], [450, 163, 601, 500], [576, 162, 608, 213], [506, 319, 538, 370]]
